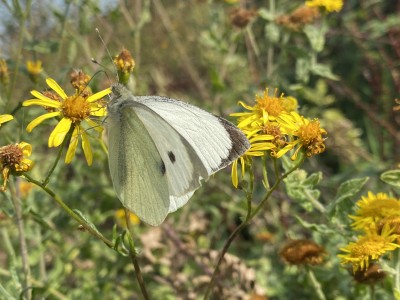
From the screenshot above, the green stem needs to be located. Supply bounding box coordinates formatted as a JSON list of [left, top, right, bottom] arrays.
[[9, 180, 31, 300], [124, 209, 150, 300], [43, 128, 72, 186], [203, 157, 304, 299], [394, 249, 400, 296], [306, 266, 326, 300], [23, 174, 114, 248], [261, 155, 269, 189]]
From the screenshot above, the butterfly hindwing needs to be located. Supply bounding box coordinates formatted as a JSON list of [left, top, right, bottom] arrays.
[[107, 102, 170, 226]]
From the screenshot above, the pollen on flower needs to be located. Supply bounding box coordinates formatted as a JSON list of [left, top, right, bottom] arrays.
[[61, 95, 91, 123], [297, 119, 326, 157], [256, 89, 285, 118], [262, 123, 286, 148]]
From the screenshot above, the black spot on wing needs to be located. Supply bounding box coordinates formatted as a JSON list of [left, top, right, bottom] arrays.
[[161, 160, 166, 175], [217, 117, 250, 169], [168, 151, 176, 163]]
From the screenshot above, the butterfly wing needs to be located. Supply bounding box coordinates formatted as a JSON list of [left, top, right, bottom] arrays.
[[107, 103, 170, 226], [131, 95, 250, 212]]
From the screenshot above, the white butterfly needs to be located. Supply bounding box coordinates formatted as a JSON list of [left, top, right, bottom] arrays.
[[107, 84, 250, 226]]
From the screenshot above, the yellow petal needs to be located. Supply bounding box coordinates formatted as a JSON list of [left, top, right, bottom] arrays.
[[85, 118, 103, 133], [24, 94, 61, 108], [65, 127, 79, 164], [46, 78, 68, 99], [48, 118, 72, 147], [89, 105, 107, 117], [249, 134, 274, 142], [81, 129, 93, 166], [238, 101, 256, 111], [26, 111, 60, 132], [231, 159, 238, 188], [18, 142, 32, 157], [87, 88, 112, 103], [0, 114, 13, 125]]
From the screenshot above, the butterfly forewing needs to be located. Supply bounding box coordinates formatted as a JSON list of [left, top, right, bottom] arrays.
[[134, 96, 250, 173]]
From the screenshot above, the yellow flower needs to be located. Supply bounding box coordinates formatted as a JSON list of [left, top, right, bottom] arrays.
[[0, 59, 9, 85], [0, 142, 33, 191], [338, 225, 400, 272], [26, 60, 43, 75], [230, 88, 298, 187], [305, 0, 343, 13], [349, 192, 400, 232], [114, 209, 140, 228], [23, 78, 111, 165], [0, 114, 13, 126], [277, 112, 327, 160]]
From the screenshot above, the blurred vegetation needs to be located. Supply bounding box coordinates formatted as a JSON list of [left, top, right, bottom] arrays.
[[0, 0, 399, 299]]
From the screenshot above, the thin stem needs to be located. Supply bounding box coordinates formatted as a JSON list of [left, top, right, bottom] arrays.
[[9, 180, 31, 300], [124, 209, 150, 300], [306, 266, 326, 300], [43, 128, 72, 186], [250, 157, 305, 219], [394, 249, 400, 296], [23, 174, 114, 248], [204, 156, 305, 299], [261, 155, 270, 189]]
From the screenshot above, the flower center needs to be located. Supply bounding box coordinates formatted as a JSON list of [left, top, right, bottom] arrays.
[[61, 95, 91, 122], [0, 144, 23, 167], [263, 123, 286, 147], [256, 95, 284, 117]]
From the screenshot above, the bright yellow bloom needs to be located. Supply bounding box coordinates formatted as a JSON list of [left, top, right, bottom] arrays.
[[350, 192, 400, 232], [305, 0, 343, 12], [114, 209, 140, 228], [277, 112, 327, 160], [0, 114, 13, 126], [23, 78, 111, 165], [338, 225, 400, 272], [26, 60, 43, 75], [230, 88, 300, 187], [0, 142, 33, 191]]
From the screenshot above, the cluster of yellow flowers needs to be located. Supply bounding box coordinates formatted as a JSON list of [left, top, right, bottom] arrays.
[[230, 88, 327, 187], [338, 192, 400, 272], [0, 52, 132, 191]]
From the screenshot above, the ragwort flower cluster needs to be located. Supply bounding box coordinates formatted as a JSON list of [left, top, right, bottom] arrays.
[[230, 88, 327, 187], [23, 74, 111, 166], [0, 115, 33, 191], [338, 192, 400, 272]]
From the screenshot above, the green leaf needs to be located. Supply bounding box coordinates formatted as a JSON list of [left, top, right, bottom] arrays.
[[284, 170, 323, 212], [303, 24, 326, 52], [295, 216, 336, 235], [327, 177, 369, 218], [72, 209, 102, 236], [380, 170, 400, 188], [0, 283, 16, 300], [310, 63, 340, 81]]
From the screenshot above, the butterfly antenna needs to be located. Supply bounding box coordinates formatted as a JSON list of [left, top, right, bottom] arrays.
[[95, 28, 119, 83]]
